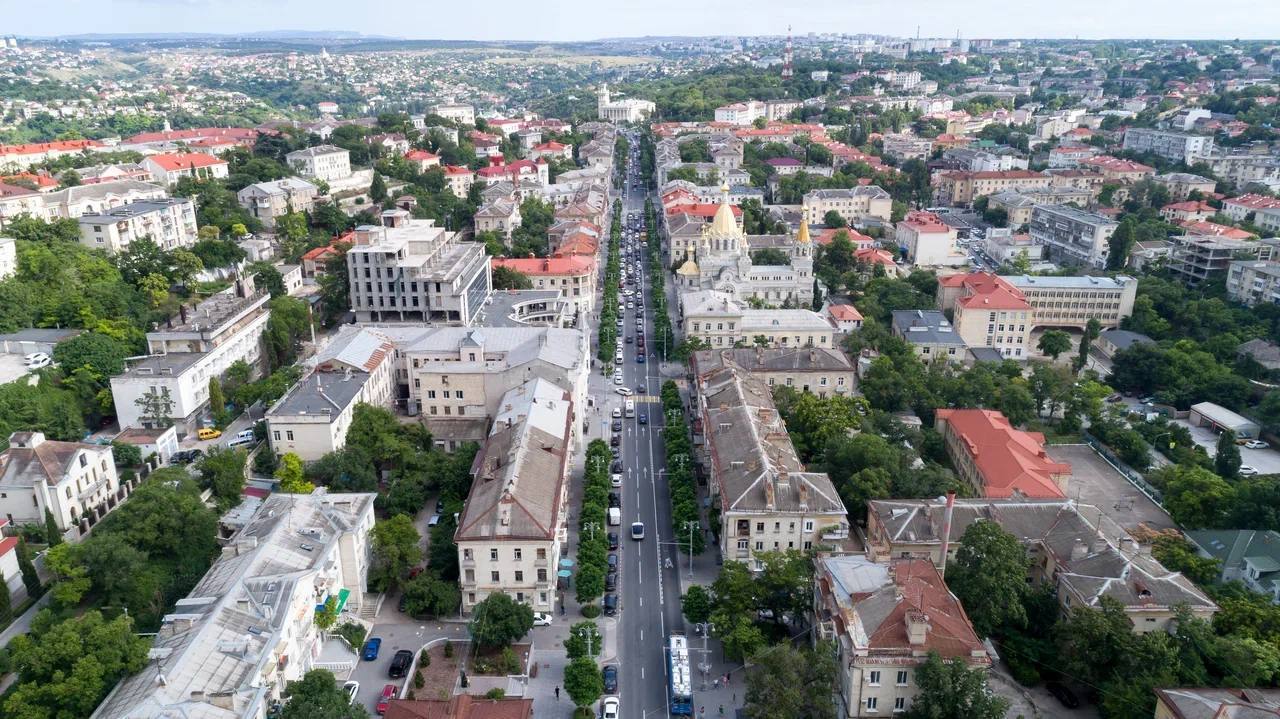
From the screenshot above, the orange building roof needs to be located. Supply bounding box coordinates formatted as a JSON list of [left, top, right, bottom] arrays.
[[948, 273, 1032, 311], [828, 304, 864, 321], [936, 408, 1069, 499], [491, 256, 596, 275], [146, 152, 226, 171]]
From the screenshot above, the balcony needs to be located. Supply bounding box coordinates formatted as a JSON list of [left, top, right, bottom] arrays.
[[78, 477, 110, 502]]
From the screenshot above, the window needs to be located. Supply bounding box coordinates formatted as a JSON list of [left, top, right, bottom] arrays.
[[468, 593, 476, 604], [489, 548, 499, 561], [514, 570, 524, 582], [443, 390, 451, 399], [427, 390, 437, 399], [456, 390, 464, 399], [866, 697, 878, 712], [537, 568, 547, 582], [756, 522, 764, 532], [514, 548, 522, 561], [465, 569, 475, 582], [463, 548, 473, 560], [537, 548, 547, 559], [286, 431, 294, 441], [869, 671, 881, 685], [896, 670, 908, 686], [894, 697, 906, 712], [273, 431, 281, 440], [755, 541, 763, 550], [491, 571, 500, 582]]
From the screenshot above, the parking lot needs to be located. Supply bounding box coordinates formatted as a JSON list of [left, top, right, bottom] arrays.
[[1176, 419, 1280, 476], [1045, 444, 1175, 534], [0, 354, 31, 385]]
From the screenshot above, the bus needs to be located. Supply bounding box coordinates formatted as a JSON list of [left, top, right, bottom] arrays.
[[668, 633, 694, 715]]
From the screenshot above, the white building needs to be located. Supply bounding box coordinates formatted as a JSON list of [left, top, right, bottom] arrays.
[[140, 153, 230, 186], [1028, 204, 1118, 269], [881, 134, 934, 161], [236, 178, 319, 228], [896, 210, 965, 267], [680, 289, 837, 349], [802, 187, 893, 226], [715, 101, 767, 126], [285, 145, 352, 183], [0, 431, 125, 538], [43, 180, 169, 219], [90, 489, 377, 719], [266, 327, 397, 461], [77, 198, 198, 253], [432, 103, 476, 126], [457, 378, 572, 614], [0, 236, 14, 280], [1122, 127, 1215, 164], [596, 84, 656, 123]]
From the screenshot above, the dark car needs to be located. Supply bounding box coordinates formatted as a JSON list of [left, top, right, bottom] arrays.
[[607, 553, 618, 574], [435, 498, 445, 514], [608, 492, 621, 508], [610, 434, 620, 447], [611, 460, 622, 473], [605, 573, 617, 591], [602, 665, 618, 693], [603, 594, 618, 616], [608, 531, 619, 549], [1045, 682, 1080, 709], [389, 649, 414, 678], [612, 419, 623, 432], [638, 414, 648, 425]]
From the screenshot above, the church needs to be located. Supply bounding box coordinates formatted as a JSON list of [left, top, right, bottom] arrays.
[[676, 185, 815, 307], [596, 84, 656, 124]]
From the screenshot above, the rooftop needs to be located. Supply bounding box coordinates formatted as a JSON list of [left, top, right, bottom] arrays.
[[936, 408, 1069, 499], [891, 310, 965, 346], [77, 198, 191, 224]]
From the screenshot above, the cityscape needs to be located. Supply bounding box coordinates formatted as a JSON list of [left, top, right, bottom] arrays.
[[1, 7, 1280, 719]]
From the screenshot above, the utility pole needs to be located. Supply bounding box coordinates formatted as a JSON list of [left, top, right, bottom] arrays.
[[692, 622, 715, 690]]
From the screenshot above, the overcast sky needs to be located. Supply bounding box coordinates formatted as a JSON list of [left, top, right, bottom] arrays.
[[7, 0, 1280, 41]]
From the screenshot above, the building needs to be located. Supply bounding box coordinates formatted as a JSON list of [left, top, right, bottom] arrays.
[[1188, 401, 1260, 439], [432, 103, 475, 125], [814, 555, 990, 719], [285, 145, 352, 183], [715, 101, 767, 126], [801, 187, 893, 226], [0, 519, 22, 603], [1186, 530, 1280, 602], [891, 310, 968, 362], [0, 236, 15, 280], [1001, 274, 1138, 330], [112, 425, 180, 465], [935, 273, 1033, 359], [76, 198, 198, 253], [1160, 200, 1217, 224], [1028, 204, 1118, 268], [1226, 260, 1280, 306], [0, 431, 125, 538], [236, 178, 319, 228], [827, 304, 864, 333], [266, 327, 396, 461], [694, 365, 849, 568], [681, 290, 836, 349], [896, 210, 965, 267], [1152, 688, 1280, 719], [42, 179, 168, 219], [141, 153, 229, 186], [0, 182, 45, 225], [1169, 234, 1274, 286], [691, 346, 857, 399], [983, 228, 1043, 263], [456, 379, 571, 614], [111, 281, 270, 435], [881, 134, 934, 161], [1077, 155, 1156, 183], [90, 489, 377, 719], [596, 84, 655, 123], [985, 187, 1091, 228], [474, 197, 522, 239], [1153, 172, 1217, 200], [490, 256, 597, 314], [931, 170, 1052, 207], [347, 211, 491, 324], [1095, 329, 1154, 360], [935, 409, 1070, 498], [1222, 193, 1280, 223], [384, 697, 534, 719], [1122, 127, 1215, 164], [443, 165, 476, 199], [0, 139, 102, 172], [866, 497, 1219, 632]]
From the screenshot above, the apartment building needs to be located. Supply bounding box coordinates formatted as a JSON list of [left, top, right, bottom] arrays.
[[866, 497, 1218, 632], [1153, 689, 1280, 719], [0, 182, 45, 225], [691, 347, 857, 399], [236, 178, 319, 228], [896, 210, 966, 267], [1224, 193, 1280, 223], [814, 555, 990, 719], [931, 169, 1052, 206], [891, 310, 968, 362], [456, 379, 571, 614], [286, 145, 352, 183], [490, 256, 597, 314], [1153, 172, 1217, 200], [694, 365, 849, 569], [1122, 127, 1215, 164], [1199, 150, 1280, 189], [1160, 200, 1217, 224], [141, 153, 229, 186], [801, 187, 893, 226], [443, 165, 476, 199], [1168, 234, 1274, 286], [346, 211, 491, 324], [1002, 274, 1137, 330], [266, 327, 397, 461], [986, 187, 1092, 227], [91, 489, 377, 719], [935, 409, 1070, 498], [0, 431, 124, 538], [1226, 260, 1280, 306], [0, 236, 13, 280], [935, 272, 1033, 359], [42, 179, 168, 219], [0, 139, 102, 171], [475, 197, 522, 239], [880, 133, 934, 161], [681, 290, 836, 349], [715, 101, 767, 126], [1077, 155, 1156, 183], [77, 198, 198, 253], [1186, 530, 1280, 602], [1027, 204, 1118, 268], [111, 280, 270, 435], [432, 103, 476, 125]]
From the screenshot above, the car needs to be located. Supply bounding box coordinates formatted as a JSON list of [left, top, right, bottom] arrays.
[[638, 414, 647, 425], [607, 553, 618, 574], [612, 407, 622, 419], [1245, 440, 1270, 450], [612, 419, 623, 432], [635, 385, 645, 394], [533, 612, 553, 627], [389, 649, 413, 678], [602, 665, 618, 693], [608, 531, 619, 549], [608, 492, 620, 508], [362, 637, 382, 661], [436, 499, 445, 514], [611, 473, 623, 487], [342, 681, 359, 705], [605, 573, 617, 591], [23, 352, 51, 369], [1105, 393, 1124, 403], [603, 594, 618, 616], [611, 434, 620, 447], [614, 386, 633, 396], [428, 514, 441, 527], [172, 449, 204, 465], [631, 522, 645, 540], [613, 374, 624, 385], [626, 302, 634, 309], [636, 354, 645, 363], [1045, 682, 1080, 709], [625, 335, 633, 344], [376, 683, 397, 715], [1138, 396, 1156, 405], [398, 592, 410, 614], [197, 427, 222, 441], [1240, 465, 1260, 476], [611, 460, 622, 473], [602, 696, 621, 719]]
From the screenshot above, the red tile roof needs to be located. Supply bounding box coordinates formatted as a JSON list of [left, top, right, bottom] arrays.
[[1080, 155, 1155, 174], [948, 273, 1032, 311], [665, 203, 743, 219], [405, 150, 440, 162], [443, 165, 474, 176], [127, 127, 258, 144], [855, 248, 896, 266], [901, 210, 952, 233], [1225, 193, 1280, 211], [1180, 220, 1256, 239], [828, 304, 864, 321], [491, 256, 595, 275], [814, 227, 875, 247], [0, 139, 101, 157], [146, 152, 226, 171], [936, 408, 1069, 499]]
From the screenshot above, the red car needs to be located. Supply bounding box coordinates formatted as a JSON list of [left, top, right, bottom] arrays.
[[376, 683, 397, 715]]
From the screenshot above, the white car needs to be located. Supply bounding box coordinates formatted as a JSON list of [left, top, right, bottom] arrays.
[[23, 352, 51, 370], [602, 697, 620, 719], [532, 613, 553, 627], [342, 681, 359, 705], [615, 387, 634, 396], [614, 373, 624, 385], [1239, 465, 1260, 476], [611, 473, 623, 487], [1244, 440, 1269, 450]]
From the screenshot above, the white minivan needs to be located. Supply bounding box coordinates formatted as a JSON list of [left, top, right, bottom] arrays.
[[227, 429, 256, 448], [624, 400, 635, 418], [608, 507, 621, 526]]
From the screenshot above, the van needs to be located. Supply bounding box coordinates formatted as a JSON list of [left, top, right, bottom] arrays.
[[227, 429, 256, 448], [608, 507, 621, 526], [624, 400, 635, 418], [197, 427, 222, 441]]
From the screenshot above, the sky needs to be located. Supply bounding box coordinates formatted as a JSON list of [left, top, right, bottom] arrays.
[[4, 0, 1280, 41]]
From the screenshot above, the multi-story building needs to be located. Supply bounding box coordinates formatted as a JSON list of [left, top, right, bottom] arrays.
[[0, 431, 125, 538], [1160, 200, 1217, 224], [1186, 530, 1280, 602], [1223, 193, 1280, 223], [680, 290, 836, 349], [0, 236, 15, 280], [931, 170, 1051, 206], [596, 84, 655, 123], [896, 210, 965, 267], [1153, 172, 1217, 200], [985, 187, 1092, 227], [1153, 689, 1280, 719], [814, 555, 990, 719], [111, 280, 270, 434], [694, 365, 849, 568], [935, 272, 1033, 359], [801, 187, 893, 226], [474, 197, 522, 238], [1027, 204, 1118, 268], [880, 133, 934, 161], [286, 145, 352, 182], [1077, 155, 1156, 183], [346, 210, 491, 324], [456, 379, 571, 614], [1199, 150, 1280, 189], [76, 198, 198, 253], [140, 152, 229, 186], [715, 101, 767, 126], [866, 497, 1218, 632], [432, 103, 476, 125], [90, 489, 377, 719], [442, 165, 475, 199], [1227, 260, 1280, 306], [1168, 234, 1274, 286], [1001, 274, 1137, 330], [0, 139, 102, 172], [265, 327, 397, 461], [1122, 127, 1215, 164], [691, 347, 857, 399], [236, 178, 318, 228], [935, 408, 1070, 498], [42, 179, 168, 219], [891, 310, 968, 362], [490, 256, 597, 314]]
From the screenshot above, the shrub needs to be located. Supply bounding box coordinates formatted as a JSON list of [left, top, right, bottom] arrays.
[[413, 672, 425, 689], [333, 622, 366, 651], [581, 604, 600, 618], [443, 641, 454, 658], [420, 648, 430, 666], [486, 688, 506, 700]]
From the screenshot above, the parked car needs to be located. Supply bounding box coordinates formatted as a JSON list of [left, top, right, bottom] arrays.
[[362, 637, 382, 661], [603, 594, 618, 616], [608, 531, 619, 549], [23, 352, 51, 369], [602, 696, 621, 719], [1045, 682, 1080, 709], [389, 649, 413, 678], [533, 612, 553, 627], [197, 427, 222, 441], [1239, 465, 1260, 476], [376, 683, 397, 715], [607, 553, 618, 574], [435, 498, 445, 514], [605, 573, 617, 592], [610, 460, 622, 473], [611, 473, 623, 488], [612, 419, 623, 432], [602, 665, 618, 693], [342, 681, 359, 705], [608, 492, 620, 508], [1244, 440, 1270, 450]]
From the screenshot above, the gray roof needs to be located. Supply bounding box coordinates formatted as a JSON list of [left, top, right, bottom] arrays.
[[1187, 529, 1280, 586], [117, 352, 204, 378], [803, 186, 891, 200], [77, 198, 191, 224], [1003, 274, 1135, 289], [891, 310, 965, 346], [693, 347, 855, 376], [286, 144, 347, 159], [0, 432, 107, 488], [0, 328, 82, 344], [1098, 329, 1154, 351], [1152, 688, 1280, 719], [43, 179, 165, 206], [1239, 338, 1280, 370], [267, 370, 371, 422]]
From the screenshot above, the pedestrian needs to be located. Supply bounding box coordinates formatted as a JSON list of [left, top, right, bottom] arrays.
[[719, 706, 724, 717], [727, 670, 731, 683], [554, 686, 560, 700]]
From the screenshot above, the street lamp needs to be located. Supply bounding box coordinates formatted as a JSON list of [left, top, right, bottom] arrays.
[[583, 521, 599, 542]]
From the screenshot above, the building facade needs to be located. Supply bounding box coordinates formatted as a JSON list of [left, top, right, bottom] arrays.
[[1028, 204, 1118, 268], [1122, 127, 1214, 164], [286, 145, 352, 182], [490, 256, 597, 314], [801, 187, 893, 226], [0, 431, 124, 538], [236, 178, 319, 228], [76, 198, 198, 253]]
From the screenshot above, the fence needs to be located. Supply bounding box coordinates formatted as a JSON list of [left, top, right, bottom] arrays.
[[1081, 431, 1164, 505]]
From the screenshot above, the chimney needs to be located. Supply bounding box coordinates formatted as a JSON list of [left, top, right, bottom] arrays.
[[905, 610, 930, 646], [937, 491, 956, 575], [1090, 532, 1109, 555]]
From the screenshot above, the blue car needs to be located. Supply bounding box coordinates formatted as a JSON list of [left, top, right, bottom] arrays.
[[636, 354, 646, 363], [362, 637, 382, 661]]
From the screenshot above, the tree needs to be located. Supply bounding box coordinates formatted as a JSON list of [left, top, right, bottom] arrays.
[[110, 441, 142, 468], [1215, 429, 1242, 479], [51, 332, 127, 378], [17, 538, 41, 598], [134, 386, 174, 428], [469, 591, 535, 648], [169, 248, 204, 290], [208, 376, 226, 417], [1153, 464, 1235, 529], [681, 585, 713, 624], [903, 651, 1009, 719], [370, 514, 423, 591], [0, 576, 10, 625], [275, 452, 315, 494], [1107, 218, 1136, 270], [197, 448, 247, 509], [946, 521, 1031, 637], [369, 172, 388, 203], [281, 669, 370, 719], [1076, 317, 1101, 371], [1037, 329, 1072, 362], [742, 642, 839, 719], [491, 265, 532, 290], [401, 572, 460, 618], [563, 655, 603, 708], [575, 562, 605, 603], [564, 621, 602, 659], [44, 507, 62, 545], [823, 209, 848, 228], [250, 261, 287, 297]]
